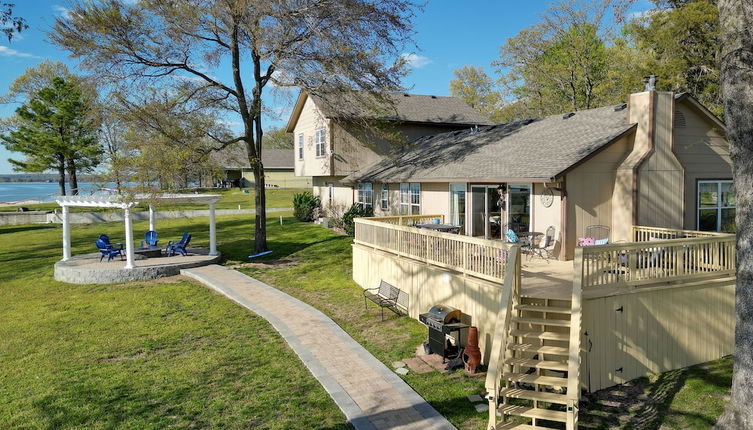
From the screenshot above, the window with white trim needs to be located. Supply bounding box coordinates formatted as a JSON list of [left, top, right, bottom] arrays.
[[297, 134, 304, 159], [698, 180, 735, 232], [356, 183, 373, 208], [400, 183, 420, 215], [380, 183, 389, 210], [315, 128, 326, 157]]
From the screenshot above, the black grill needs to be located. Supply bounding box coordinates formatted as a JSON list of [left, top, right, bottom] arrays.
[[419, 304, 469, 362]]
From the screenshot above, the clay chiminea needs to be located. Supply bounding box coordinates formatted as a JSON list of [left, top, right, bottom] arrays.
[[462, 326, 482, 375]]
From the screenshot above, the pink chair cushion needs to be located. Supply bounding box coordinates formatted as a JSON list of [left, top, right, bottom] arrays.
[[579, 237, 595, 247]]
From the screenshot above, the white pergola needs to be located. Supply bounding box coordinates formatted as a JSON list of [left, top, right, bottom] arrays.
[[55, 193, 221, 269]]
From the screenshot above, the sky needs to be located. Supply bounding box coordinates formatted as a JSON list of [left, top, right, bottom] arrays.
[[0, 0, 653, 174]]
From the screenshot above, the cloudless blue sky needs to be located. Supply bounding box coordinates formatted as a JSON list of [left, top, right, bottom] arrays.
[[0, 0, 652, 174]]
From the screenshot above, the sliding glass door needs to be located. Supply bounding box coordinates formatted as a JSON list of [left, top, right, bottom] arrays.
[[507, 184, 531, 232]]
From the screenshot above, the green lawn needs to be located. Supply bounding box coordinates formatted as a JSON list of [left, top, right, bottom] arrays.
[[0, 214, 733, 429], [0, 215, 348, 429], [0, 187, 306, 212]]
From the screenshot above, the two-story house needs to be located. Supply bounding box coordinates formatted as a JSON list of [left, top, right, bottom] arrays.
[[285, 91, 492, 213]]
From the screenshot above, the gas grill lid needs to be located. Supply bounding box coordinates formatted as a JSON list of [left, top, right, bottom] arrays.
[[426, 304, 461, 323]]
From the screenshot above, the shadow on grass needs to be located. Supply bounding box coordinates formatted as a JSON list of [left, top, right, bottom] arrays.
[[0, 224, 58, 235], [580, 356, 732, 430]]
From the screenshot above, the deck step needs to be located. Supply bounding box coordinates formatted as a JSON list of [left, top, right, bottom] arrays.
[[503, 372, 568, 387], [505, 357, 568, 372], [516, 304, 572, 314], [499, 388, 568, 405], [513, 317, 571, 327], [496, 422, 558, 430], [509, 343, 569, 356], [498, 404, 567, 422], [511, 330, 569, 342]]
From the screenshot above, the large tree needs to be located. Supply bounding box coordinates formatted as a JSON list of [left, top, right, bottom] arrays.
[[627, 0, 722, 116], [494, 1, 617, 119], [51, 0, 418, 254], [449, 65, 504, 123], [1, 77, 102, 195], [715, 1, 753, 428]]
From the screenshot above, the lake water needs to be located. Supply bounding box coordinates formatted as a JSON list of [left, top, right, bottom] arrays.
[[0, 182, 107, 203]]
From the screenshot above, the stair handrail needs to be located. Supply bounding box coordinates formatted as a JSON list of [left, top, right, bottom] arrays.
[[566, 247, 585, 430], [485, 245, 521, 430]]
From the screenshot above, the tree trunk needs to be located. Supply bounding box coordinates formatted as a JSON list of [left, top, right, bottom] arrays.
[[715, 1, 753, 428], [253, 164, 268, 254], [57, 154, 66, 196], [66, 157, 79, 195]]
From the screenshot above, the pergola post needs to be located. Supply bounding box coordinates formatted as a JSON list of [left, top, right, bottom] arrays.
[[124, 206, 135, 269], [209, 201, 218, 256], [62, 206, 71, 261], [148, 204, 155, 232]]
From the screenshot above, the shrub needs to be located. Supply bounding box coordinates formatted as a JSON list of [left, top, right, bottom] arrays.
[[342, 203, 373, 236], [293, 192, 320, 222]]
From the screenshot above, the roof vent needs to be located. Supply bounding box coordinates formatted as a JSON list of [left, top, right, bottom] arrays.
[[403, 93, 410, 97], [674, 109, 686, 128], [563, 112, 575, 119], [614, 104, 627, 111], [430, 95, 437, 99]]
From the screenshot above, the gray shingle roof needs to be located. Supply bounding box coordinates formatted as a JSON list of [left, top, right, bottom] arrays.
[[309, 92, 493, 126], [344, 104, 637, 183], [212, 146, 293, 169]]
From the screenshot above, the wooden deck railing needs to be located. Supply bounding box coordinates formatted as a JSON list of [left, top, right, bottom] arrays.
[[354, 217, 512, 283], [632, 225, 727, 241], [579, 234, 736, 289], [362, 214, 445, 226]]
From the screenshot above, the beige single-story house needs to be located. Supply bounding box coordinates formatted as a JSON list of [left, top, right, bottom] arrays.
[[346, 88, 735, 429], [344, 90, 732, 260], [285, 91, 492, 210], [213, 147, 312, 189]]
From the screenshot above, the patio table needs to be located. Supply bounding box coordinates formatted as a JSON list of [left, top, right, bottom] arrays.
[[416, 223, 461, 234]]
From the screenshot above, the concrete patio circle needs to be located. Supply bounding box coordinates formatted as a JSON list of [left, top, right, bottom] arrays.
[[54, 248, 221, 284]]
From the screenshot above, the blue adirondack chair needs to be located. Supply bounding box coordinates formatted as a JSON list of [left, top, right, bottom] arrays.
[[140, 230, 159, 248], [166, 233, 191, 257], [96, 238, 124, 262], [99, 234, 124, 249]]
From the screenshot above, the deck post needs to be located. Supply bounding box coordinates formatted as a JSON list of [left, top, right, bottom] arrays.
[[124, 207, 135, 269], [148, 204, 155, 232], [209, 202, 218, 256], [62, 205, 71, 261]]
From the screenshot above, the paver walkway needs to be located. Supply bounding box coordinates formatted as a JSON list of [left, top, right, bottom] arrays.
[[182, 265, 456, 430]]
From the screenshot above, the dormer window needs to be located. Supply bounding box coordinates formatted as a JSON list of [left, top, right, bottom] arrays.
[[315, 128, 326, 157]]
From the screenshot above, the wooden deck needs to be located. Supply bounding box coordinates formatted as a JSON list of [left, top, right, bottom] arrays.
[[520, 258, 574, 300]]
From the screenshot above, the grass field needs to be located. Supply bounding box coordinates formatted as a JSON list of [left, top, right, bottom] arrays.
[[0, 214, 349, 429], [0, 214, 733, 429], [0, 187, 306, 212]]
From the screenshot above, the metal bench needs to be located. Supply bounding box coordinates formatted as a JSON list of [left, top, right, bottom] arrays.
[[363, 280, 409, 321]]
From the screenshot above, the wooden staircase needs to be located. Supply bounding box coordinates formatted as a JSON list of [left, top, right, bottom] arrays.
[[485, 248, 583, 430]]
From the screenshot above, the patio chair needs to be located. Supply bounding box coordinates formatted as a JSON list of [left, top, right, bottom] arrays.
[[166, 233, 191, 257], [140, 230, 159, 248], [99, 234, 123, 249], [585, 225, 610, 242], [95, 238, 124, 262], [526, 226, 557, 262]]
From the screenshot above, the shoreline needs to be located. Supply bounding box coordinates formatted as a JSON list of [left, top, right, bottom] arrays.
[[0, 200, 46, 207]]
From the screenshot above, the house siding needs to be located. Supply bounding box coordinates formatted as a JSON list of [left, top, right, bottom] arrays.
[[673, 102, 732, 230], [531, 183, 562, 254], [566, 134, 633, 259], [293, 97, 331, 177]]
